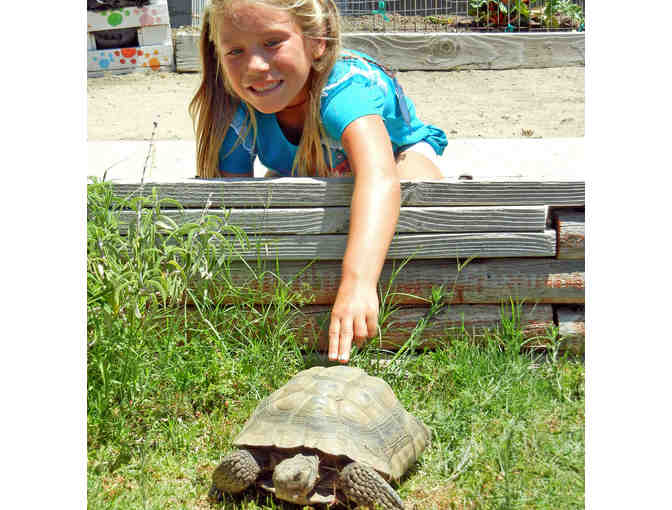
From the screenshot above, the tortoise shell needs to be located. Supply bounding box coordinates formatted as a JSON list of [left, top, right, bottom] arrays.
[[233, 365, 431, 480]]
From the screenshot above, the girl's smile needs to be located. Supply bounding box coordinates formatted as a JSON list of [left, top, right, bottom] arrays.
[[217, 2, 325, 115], [249, 80, 283, 94]]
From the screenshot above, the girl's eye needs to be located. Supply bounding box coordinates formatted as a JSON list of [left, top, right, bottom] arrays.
[[265, 40, 281, 48], [227, 48, 243, 56]]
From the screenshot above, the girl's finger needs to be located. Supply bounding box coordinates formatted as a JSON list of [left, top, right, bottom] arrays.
[[328, 317, 340, 361], [366, 310, 378, 339], [339, 323, 354, 363], [354, 315, 369, 348]]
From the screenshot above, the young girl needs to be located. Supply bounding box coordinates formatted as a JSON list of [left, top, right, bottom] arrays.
[[190, 0, 447, 364]]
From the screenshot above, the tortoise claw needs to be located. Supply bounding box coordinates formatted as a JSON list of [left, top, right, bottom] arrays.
[[207, 484, 223, 504]]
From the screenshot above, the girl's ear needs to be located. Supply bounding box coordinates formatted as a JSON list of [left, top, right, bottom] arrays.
[[311, 38, 327, 60]]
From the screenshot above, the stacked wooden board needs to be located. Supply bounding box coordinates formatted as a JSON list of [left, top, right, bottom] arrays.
[[110, 177, 586, 354], [87, 0, 174, 77]]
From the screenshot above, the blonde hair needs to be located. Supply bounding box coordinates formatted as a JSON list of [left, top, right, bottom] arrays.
[[189, 0, 342, 178]]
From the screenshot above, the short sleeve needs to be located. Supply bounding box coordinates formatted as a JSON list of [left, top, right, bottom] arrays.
[[320, 72, 386, 142], [218, 104, 256, 176]]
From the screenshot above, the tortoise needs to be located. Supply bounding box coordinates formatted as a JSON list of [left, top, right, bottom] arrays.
[[208, 365, 431, 509]]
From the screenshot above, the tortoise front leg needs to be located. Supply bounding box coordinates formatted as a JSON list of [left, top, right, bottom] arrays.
[[338, 462, 404, 510], [208, 449, 262, 502]]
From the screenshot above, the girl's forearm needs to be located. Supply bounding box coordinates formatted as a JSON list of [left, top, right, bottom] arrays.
[[341, 172, 401, 286]]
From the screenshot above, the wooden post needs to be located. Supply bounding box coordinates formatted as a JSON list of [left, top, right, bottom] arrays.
[[554, 209, 585, 259], [556, 305, 585, 354]]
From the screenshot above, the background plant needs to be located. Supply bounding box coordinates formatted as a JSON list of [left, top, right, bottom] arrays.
[[547, 0, 585, 27], [469, 0, 531, 26], [468, 0, 585, 29]]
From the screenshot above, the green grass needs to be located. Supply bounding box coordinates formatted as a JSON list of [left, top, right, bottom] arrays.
[[87, 180, 584, 509]]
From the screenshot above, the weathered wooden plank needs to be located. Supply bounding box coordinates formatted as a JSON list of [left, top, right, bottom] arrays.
[[214, 258, 584, 305], [554, 209, 585, 259], [89, 24, 171, 51], [87, 0, 169, 32], [109, 179, 585, 207], [293, 304, 555, 351], [138, 24, 171, 47], [216, 230, 556, 260], [556, 305, 585, 354], [175, 29, 201, 73], [88, 43, 173, 75], [174, 31, 585, 72], [342, 32, 585, 70], [117, 205, 547, 234]]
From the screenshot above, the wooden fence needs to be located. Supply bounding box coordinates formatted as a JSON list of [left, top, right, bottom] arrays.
[[110, 177, 585, 354]]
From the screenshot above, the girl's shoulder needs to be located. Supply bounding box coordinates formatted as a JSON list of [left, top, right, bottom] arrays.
[[329, 49, 384, 77], [323, 49, 392, 98], [336, 48, 378, 65]]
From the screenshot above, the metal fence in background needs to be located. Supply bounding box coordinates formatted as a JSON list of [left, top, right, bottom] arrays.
[[191, 0, 208, 27], [188, 0, 585, 32]]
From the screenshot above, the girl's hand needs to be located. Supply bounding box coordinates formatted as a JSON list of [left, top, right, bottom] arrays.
[[328, 277, 379, 363]]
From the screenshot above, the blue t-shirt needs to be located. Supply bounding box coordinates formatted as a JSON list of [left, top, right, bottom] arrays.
[[218, 49, 447, 177]]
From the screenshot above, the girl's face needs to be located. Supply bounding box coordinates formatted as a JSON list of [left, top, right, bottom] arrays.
[[216, 1, 325, 114]]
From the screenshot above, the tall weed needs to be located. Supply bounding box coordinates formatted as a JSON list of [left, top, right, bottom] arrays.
[[87, 181, 306, 448]]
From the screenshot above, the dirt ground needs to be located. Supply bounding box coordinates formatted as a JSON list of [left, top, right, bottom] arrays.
[[87, 66, 584, 141]]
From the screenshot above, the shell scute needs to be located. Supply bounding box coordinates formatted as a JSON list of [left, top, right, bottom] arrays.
[[338, 399, 372, 426]]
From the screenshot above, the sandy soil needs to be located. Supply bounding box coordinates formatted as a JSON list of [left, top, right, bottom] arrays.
[[87, 66, 584, 141]]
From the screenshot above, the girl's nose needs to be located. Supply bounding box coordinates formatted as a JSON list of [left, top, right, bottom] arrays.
[[247, 50, 270, 73]]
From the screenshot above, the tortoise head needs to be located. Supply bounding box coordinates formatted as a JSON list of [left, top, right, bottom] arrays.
[[272, 453, 320, 504]]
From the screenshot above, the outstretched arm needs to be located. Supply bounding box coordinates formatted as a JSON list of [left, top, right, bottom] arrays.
[[328, 114, 401, 363]]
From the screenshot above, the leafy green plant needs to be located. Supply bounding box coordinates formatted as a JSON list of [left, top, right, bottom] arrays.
[[469, 0, 585, 29], [87, 179, 251, 327], [469, 0, 531, 26], [547, 0, 585, 28]]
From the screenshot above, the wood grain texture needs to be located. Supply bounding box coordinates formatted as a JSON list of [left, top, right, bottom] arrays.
[[554, 209, 585, 259], [342, 32, 585, 70], [138, 24, 171, 47], [87, 0, 169, 32], [294, 304, 555, 350], [556, 305, 585, 354], [214, 258, 584, 305], [110, 179, 585, 207], [214, 230, 557, 260], [117, 205, 547, 234], [87, 43, 174, 75], [175, 31, 585, 72], [175, 30, 200, 73]]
